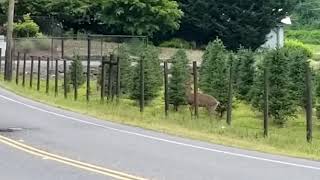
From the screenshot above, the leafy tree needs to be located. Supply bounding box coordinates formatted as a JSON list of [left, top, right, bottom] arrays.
[[168, 49, 189, 111], [251, 48, 297, 126], [292, 0, 320, 28], [101, 0, 183, 36], [199, 39, 229, 117], [234, 48, 255, 102], [130, 45, 163, 104], [14, 14, 40, 37], [177, 0, 296, 50]]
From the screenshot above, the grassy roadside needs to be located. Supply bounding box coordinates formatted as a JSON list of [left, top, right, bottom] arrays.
[[0, 78, 319, 161]]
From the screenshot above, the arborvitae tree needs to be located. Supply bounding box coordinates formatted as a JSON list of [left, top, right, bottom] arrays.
[[69, 55, 85, 89], [168, 49, 190, 111], [251, 48, 297, 126], [199, 39, 229, 117], [284, 40, 313, 108], [130, 45, 163, 104], [117, 44, 134, 95], [235, 48, 256, 102]]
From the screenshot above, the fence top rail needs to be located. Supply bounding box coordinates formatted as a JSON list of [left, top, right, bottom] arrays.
[[13, 34, 148, 41]]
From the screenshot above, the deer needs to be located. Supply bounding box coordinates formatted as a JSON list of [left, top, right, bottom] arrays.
[[185, 80, 220, 117]]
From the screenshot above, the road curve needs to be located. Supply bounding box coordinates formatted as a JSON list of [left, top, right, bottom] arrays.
[[0, 87, 319, 180]]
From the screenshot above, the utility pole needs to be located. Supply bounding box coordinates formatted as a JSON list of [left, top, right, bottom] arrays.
[[4, 0, 15, 81]]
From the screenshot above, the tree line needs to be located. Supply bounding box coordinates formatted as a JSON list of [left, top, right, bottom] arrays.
[[0, 0, 299, 50]]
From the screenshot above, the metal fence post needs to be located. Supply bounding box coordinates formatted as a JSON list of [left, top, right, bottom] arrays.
[[37, 57, 41, 91], [101, 57, 106, 102], [264, 68, 269, 137], [164, 61, 169, 117], [46, 57, 50, 94], [116, 56, 121, 101], [86, 35, 91, 102], [193, 61, 199, 118], [140, 56, 145, 113], [22, 53, 26, 87], [30, 56, 34, 88], [55, 58, 58, 96], [227, 62, 233, 125], [305, 62, 313, 143], [15, 52, 20, 85], [63, 59, 67, 99]]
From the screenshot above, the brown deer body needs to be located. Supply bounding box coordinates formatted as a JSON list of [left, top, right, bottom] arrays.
[[186, 83, 220, 116]]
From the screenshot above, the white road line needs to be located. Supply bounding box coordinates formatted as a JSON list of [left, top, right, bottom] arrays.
[[0, 93, 320, 171]]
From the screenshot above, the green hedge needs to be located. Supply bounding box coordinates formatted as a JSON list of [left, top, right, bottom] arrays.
[[286, 30, 320, 45]]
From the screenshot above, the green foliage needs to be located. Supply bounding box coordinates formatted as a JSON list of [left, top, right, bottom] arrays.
[[291, 0, 320, 28], [14, 14, 40, 38], [251, 49, 297, 126], [101, 0, 183, 36], [199, 39, 229, 116], [234, 48, 256, 102], [285, 39, 313, 58], [117, 44, 135, 95], [130, 45, 163, 104], [69, 55, 85, 89], [286, 30, 320, 45], [178, 0, 296, 50], [159, 38, 195, 49], [284, 40, 313, 108], [168, 49, 190, 111]]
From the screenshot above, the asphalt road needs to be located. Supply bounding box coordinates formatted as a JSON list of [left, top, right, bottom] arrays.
[[0, 87, 319, 180]]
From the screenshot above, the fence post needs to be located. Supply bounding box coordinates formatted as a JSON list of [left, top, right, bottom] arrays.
[[37, 57, 41, 91], [164, 61, 169, 117], [15, 52, 20, 85], [116, 56, 121, 101], [305, 62, 313, 143], [140, 56, 145, 113], [74, 62, 78, 101], [55, 58, 58, 96], [264, 68, 269, 137], [22, 53, 26, 87], [86, 35, 91, 102], [107, 54, 113, 101], [227, 61, 233, 125], [30, 56, 34, 88], [46, 57, 50, 94], [63, 59, 67, 99], [193, 61, 199, 118], [101, 57, 106, 102]]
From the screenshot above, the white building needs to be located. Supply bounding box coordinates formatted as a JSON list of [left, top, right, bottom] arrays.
[[0, 35, 5, 56], [261, 17, 292, 49]]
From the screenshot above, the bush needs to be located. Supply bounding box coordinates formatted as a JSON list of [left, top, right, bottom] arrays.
[[285, 39, 313, 58], [284, 40, 313, 108], [199, 38, 230, 117], [116, 43, 134, 95], [159, 38, 195, 49], [69, 55, 85, 89], [14, 14, 40, 38], [251, 48, 297, 126], [234, 48, 255, 102], [286, 30, 320, 45], [168, 49, 190, 111], [130, 45, 163, 104]]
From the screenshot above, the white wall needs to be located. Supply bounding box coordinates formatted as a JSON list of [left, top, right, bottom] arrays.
[[0, 35, 6, 56], [261, 26, 284, 49]]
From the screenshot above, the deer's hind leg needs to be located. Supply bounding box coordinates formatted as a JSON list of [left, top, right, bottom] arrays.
[[189, 105, 194, 117]]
